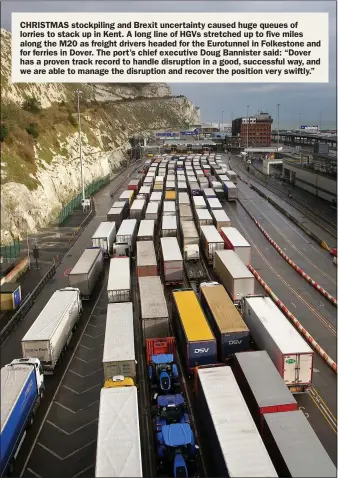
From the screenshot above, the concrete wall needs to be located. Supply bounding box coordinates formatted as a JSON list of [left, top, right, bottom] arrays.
[[283, 162, 337, 202]]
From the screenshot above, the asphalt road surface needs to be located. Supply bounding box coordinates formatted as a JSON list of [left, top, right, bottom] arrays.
[[221, 155, 337, 465]]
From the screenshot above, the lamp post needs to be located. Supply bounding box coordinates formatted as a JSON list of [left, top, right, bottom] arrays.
[[277, 103, 280, 157], [246, 105, 250, 149], [299, 112, 302, 131], [75, 89, 85, 203], [221, 110, 224, 132]]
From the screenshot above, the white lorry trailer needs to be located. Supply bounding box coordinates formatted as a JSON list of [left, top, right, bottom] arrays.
[[138, 276, 170, 339], [114, 219, 137, 256], [214, 250, 255, 303], [107, 257, 130, 303], [223, 181, 237, 201], [220, 227, 251, 265], [200, 225, 225, 265], [91, 221, 116, 258], [68, 247, 103, 299], [242, 296, 314, 392], [102, 302, 136, 381], [21, 288, 82, 374], [1, 359, 45, 477], [95, 387, 143, 478], [195, 366, 277, 478]]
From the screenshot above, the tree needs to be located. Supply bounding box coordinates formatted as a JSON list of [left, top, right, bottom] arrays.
[[0, 123, 9, 142], [22, 97, 42, 113], [26, 123, 39, 138]]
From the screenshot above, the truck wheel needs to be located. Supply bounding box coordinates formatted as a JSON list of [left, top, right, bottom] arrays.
[[8, 461, 14, 475], [28, 413, 35, 428]]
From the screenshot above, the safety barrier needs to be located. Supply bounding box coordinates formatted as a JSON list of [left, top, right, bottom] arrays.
[[58, 173, 111, 225], [248, 264, 337, 374], [237, 196, 337, 307], [0, 239, 21, 260], [0, 263, 56, 346]]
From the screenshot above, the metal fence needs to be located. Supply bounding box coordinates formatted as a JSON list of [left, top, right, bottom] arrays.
[[58, 174, 111, 225], [0, 239, 21, 260]]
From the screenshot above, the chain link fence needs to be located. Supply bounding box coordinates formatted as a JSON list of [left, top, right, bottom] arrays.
[[0, 239, 21, 261], [58, 173, 111, 225]]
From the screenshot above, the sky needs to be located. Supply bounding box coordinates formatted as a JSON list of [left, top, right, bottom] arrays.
[[1, 0, 337, 129]]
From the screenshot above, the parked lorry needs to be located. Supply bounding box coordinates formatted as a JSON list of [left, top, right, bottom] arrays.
[[119, 189, 134, 205], [199, 282, 250, 361], [203, 188, 216, 199], [193, 196, 207, 210], [262, 411, 336, 477], [91, 222, 116, 258], [179, 204, 193, 222], [139, 185, 152, 199], [139, 276, 170, 339], [214, 250, 255, 303], [1, 359, 45, 477], [178, 192, 190, 205], [195, 209, 213, 231], [180, 221, 199, 249], [95, 387, 143, 478], [21, 288, 82, 374], [137, 219, 155, 242], [102, 302, 136, 381], [127, 179, 140, 192], [106, 206, 124, 228], [150, 192, 163, 203], [137, 241, 158, 278], [206, 197, 222, 210], [145, 201, 160, 222], [161, 216, 178, 238], [200, 225, 225, 265], [68, 247, 103, 299], [172, 290, 216, 373], [130, 198, 146, 221], [163, 201, 176, 216], [107, 257, 130, 303], [183, 244, 208, 282], [194, 366, 277, 478], [160, 237, 183, 285], [225, 170, 237, 184], [114, 219, 137, 255], [242, 296, 314, 392], [220, 227, 251, 265], [233, 351, 298, 432], [211, 209, 231, 232], [223, 181, 237, 201]]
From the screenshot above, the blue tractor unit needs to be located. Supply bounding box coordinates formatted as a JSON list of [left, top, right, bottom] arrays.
[[156, 423, 199, 477], [153, 394, 190, 431], [148, 353, 180, 400]]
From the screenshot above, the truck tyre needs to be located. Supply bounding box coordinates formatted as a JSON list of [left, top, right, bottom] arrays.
[[8, 461, 14, 475]]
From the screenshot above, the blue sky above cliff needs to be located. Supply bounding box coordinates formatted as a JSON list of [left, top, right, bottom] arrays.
[[1, 0, 336, 128]]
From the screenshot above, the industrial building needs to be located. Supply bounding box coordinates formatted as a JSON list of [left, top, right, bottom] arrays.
[[232, 113, 273, 147]]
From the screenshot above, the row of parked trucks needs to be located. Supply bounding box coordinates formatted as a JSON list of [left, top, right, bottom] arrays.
[[1, 152, 335, 477]]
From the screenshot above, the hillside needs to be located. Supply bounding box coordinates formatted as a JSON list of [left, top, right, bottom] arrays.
[[0, 29, 200, 244]]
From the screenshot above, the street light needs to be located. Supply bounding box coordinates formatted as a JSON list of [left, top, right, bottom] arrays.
[[221, 110, 224, 132], [246, 105, 250, 149], [299, 112, 302, 131], [75, 89, 85, 203], [277, 103, 280, 157]]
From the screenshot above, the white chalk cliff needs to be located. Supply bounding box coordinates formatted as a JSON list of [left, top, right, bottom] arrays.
[[0, 29, 200, 244]]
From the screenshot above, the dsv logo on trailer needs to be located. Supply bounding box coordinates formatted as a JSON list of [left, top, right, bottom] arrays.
[[194, 348, 210, 354], [229, 340, 242, 345]]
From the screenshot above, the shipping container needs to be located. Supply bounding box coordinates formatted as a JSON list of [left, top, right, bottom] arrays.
[[119, 189, 135, 205], [92, 222, 116, 257], [103, 302, 136, 381], [137, 241, 158, 277], [68, 248, 103, 299], [138, 276, 170, 339], [95, 387, 143, 478], [220, 227, 251, 265], [193, 196, 207, 210], [211, 209, 231, 232], [214, 250, 254, 302], [181, 220, 199, 248], [195, 367, 278, 478], [161, 215, 177, 237], [233, 351, 298, 432], [116, 219, 137, 251], [206, 197, 222, 210], [172, 290, 216, 372], [107, 257, 130, 303], [242, 296, 314, 391], [160, 237, 183, 284], [21, 289, 82, 373], [145, 201, 160, 222], [150, 192, 163, 203], [223, 181, 237, 201], [200, 225, 225, 264], [163, 201, 176, 216], [195, 209, 213, 231], [179, 204, 193, 222], [130, 199, 146, 221], [199, 283, 250, 361], [137, 219, 155, 242], [263, 411, 336, 477]]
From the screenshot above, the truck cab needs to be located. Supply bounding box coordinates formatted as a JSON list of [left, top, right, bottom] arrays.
[[184, 245, 199, 262], [113, 243, 130, 257], [154, 394, 190, 431], [9, 358, 45, 396], [148, 353, 180, 400]]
